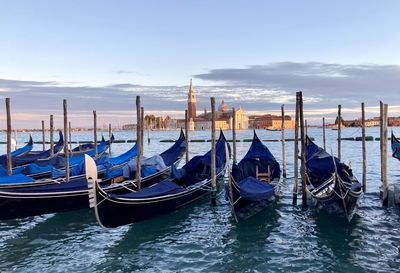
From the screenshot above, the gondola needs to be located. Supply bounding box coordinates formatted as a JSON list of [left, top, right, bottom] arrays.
[[391, 131, 400, 160], [0, 131, 64, 169], [305, 136, 362, 221], [69, 134, 114, 156], [2, 134, 112, 179], [226, 131, 280, 216], [0, 131, 186, 220], [85, 131, 229, 228], [1, 135, 34, 158]]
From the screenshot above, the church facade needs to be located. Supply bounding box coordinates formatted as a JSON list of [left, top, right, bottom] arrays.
[[185, 80, 249, 130]]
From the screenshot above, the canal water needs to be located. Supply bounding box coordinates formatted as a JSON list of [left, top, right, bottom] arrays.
[[0, 127, 399, 273]]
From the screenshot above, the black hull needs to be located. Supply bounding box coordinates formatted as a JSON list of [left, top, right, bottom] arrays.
[[94, 172, 226, 228], [0, 163, 175, 220], [308, 183, 362, 221]]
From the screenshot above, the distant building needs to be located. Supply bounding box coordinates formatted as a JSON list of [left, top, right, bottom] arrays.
[[388, 117, 400, 127], [122, 124, 137, 130], [178, 80, 248, 130], [188, 79, 196, 120], [249, 114, 294, 129]]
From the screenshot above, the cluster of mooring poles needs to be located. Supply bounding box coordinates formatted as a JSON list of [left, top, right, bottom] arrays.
[[2, 93, 393, 206], [3, 98, 114, 183]]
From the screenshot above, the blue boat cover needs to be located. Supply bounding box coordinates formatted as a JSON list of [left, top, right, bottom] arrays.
[[160, 130, 186, 166], [4, 177, 89, 193], [112, 180, 185, 199], [238, 176, 274, 202], [71, 134, 112, 152], [0, 136, 34, 166], [391, 132, 400, 160], [4, 131, 64, 167], [172, 132, 229, 186], [306, 137, 344, 180], [0, 173, 35, 185], [232, 132, 280, 183], [0, 165, 24, 176], [110, 143, 137, 166], [25, 163, 54, 175], [12, 136, 33, 157]]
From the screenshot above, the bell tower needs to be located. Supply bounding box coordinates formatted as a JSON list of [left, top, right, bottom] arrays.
[[188, 79, 196, 119]]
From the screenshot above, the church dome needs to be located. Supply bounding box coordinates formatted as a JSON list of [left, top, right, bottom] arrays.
[[218, 100, 229, 113]]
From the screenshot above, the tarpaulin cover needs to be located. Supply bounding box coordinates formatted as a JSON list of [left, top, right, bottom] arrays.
[[3, 131, 64, 167], [232, 132, 280, 183], [122, 155, 167, 179], [110, 143, 137, 166], [0, 173, 35, 185], [160, 130, 186, 166], [112, 180, 185, 199], [0, 136, 33, 166], [238, 176, 274, 202], [306, 137, 343, 180]]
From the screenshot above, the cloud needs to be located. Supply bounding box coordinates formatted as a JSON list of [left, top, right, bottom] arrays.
[[194, 62, 400, 107], [1, 62, 399, 128]]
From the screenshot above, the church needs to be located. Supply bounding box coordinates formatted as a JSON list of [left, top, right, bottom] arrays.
[[185, 80, 248, 131]]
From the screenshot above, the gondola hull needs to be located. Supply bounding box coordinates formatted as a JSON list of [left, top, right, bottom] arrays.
[[307, 179, 362, 221], [0, 161, 178, 220], [93, 170, 226, 228]]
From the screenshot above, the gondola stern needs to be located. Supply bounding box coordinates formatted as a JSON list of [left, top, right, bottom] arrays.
[[85, 155, 98, 209], [85, 154, 110, 229]]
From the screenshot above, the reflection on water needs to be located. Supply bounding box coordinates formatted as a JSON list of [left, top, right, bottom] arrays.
[[0, 128, 399, 272]]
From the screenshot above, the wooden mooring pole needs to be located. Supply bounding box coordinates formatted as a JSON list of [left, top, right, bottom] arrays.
[[93, 111, 98, 159], [141, 107, 144, 151], [6, 98, 12, 176], [232, 107, 237, 163], [338, 105, 342, 161], [63, 99, 70, 181], [147, 120, 150, 144], [299, 92, 307, 207], [185, 110, 189, 162], [108, 123, 112, 155], [361, 103, 366, 193], [322, 117, 326, 150], [281, 104, 286, 177], [293, 93, 300, 205], [305, 119, 308, 136], [50, 115, 54, 156], [381, 102, 389, 206], [41, 120, 46, 151], [211, 97, 217, 205], [136, 96, 142, 190], [68, 121, 72, 155]]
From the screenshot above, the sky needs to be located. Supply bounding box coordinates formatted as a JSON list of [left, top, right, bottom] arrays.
[[0, 0, 400, 128]]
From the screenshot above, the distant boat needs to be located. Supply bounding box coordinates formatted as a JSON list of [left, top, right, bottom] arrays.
[[265, 127, 281, 131], [305, 136, 362, 221]]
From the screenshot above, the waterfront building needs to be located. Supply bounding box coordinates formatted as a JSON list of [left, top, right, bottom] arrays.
[[249, 114, 294, 129]]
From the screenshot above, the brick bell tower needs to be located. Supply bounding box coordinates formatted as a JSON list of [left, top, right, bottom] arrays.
[[188, 79, 196, 119]]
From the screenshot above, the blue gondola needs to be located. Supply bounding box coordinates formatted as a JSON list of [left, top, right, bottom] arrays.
[[0, 131, 64, 169], [0, 131, 186, 220], [226, 131, 280, 216], [10, 135, 34, 157], [305, 136, 362, 221], [1, 133, 113, 179], [85, 131, 229, 228], [391, 131, 400, 160], [69, 134, 114, 156]]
